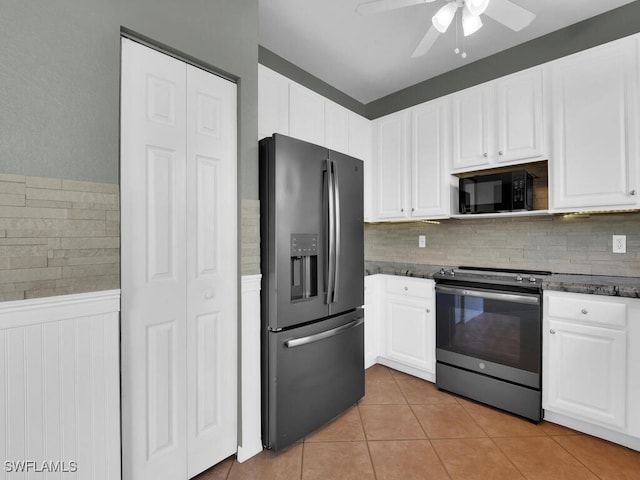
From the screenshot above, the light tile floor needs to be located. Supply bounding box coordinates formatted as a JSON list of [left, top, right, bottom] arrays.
[[195, 364, 640, 480]]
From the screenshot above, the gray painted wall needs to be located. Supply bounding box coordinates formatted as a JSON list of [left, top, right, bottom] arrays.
[[0, 0, 259, 199], [258, 1, 640, 120]]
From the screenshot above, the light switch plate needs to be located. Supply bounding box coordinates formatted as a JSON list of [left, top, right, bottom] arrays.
[[418, 235, 426, 248], [613, 235, 626, 253]]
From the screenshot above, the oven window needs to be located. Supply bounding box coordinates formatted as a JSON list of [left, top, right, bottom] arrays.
[[436, 291, 540, 373]]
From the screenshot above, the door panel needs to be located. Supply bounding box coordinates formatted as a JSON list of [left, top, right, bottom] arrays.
[[186, 64, 237, 477], [121, 38, 188, 480], [329, 149, 364, 315], [122, 39, 237, 480], [263, 134, 330, 329], [264, 310, 364, 450]]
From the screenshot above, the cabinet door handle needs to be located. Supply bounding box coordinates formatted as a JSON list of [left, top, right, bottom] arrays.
[[498, 151, 503, 156], [404, 286, 408, 291], [426, 308, 430, 313], [550, 329, 556, 335], [483, 152, 488, 158], [631, 190, 637, 196], [581, 309, 588, 314]]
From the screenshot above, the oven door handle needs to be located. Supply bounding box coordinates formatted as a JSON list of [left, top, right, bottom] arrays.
[[435, 285, 540, 305]]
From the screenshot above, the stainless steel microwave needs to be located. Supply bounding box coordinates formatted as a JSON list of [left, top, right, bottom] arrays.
[[459, 170, 533, 214]]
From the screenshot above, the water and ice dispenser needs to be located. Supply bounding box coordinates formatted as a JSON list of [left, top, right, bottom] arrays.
[[290, 234, 318, 301]]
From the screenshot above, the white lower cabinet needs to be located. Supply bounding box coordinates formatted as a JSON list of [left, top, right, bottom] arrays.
[[543, 291, 640, 450], [364, 275, 381, 369], [374, 275, 436, 381]]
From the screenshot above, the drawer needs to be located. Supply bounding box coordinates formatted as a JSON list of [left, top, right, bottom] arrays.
[[385, 276, 433, 299], [546, 293, 627, 329]]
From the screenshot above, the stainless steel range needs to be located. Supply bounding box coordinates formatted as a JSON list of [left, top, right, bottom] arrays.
[[433, 266, 551, 421]]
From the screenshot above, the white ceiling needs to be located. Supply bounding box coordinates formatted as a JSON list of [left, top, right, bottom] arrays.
[[259, 0, 637, 104]]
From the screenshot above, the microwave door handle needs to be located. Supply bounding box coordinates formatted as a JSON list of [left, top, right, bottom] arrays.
[[332, 160, 340, 303]]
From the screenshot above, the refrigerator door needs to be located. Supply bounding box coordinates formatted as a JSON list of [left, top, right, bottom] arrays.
[[260, 135, 330, 330], [262, 309, 364, 450], [328, 150, 364, 316]]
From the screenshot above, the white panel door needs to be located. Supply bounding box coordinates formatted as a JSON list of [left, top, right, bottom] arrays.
[[185, 64, 237, 477], [122, 38, 237, 480], [550, 38, 639, 210], [121, 38, 188, 480]]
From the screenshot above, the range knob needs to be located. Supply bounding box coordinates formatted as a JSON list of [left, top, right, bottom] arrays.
[[439, 268, 446, 275], [515, 274, 523, 282], [529, 277, 537, 283], [448, 269, 456, 276]]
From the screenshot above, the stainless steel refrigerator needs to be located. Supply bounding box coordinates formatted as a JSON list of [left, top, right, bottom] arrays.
[[259, 133, 364, 451]]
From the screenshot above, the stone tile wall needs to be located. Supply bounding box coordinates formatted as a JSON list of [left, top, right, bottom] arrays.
[[365, 212, 640, 277], [0, 174, 120, 301], [241, 199, 260, 276]]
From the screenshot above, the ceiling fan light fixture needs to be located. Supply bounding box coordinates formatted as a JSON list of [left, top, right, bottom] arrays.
[[462, 6, 483, 36], [465, 0, 490, 16], [432, 1, 457, 33]]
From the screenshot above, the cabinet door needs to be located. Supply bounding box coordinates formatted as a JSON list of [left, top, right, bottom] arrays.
[[411, 98, 450, 217], [550, 39, 639, 210], [452, 85, 493, 170], [385, 295, 434, 373], [545, 319, 626, 429], [289, 83, 325, 146], [325, 100, 349, 154], [376, 112, 408, 219], [258, 65, 289, 140], [349, 113, 374, 221], [496, 68, 544, 163]]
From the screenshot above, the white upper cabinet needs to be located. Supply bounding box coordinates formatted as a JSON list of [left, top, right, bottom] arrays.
[[325, 100, 349, 153], [452, 83, 493, 170], [349, 112, 374, 221], [549, 37, 639, 211], [411, 97, 451, 218], [451, 67, 545, 172], [289, 82, 325, 146], [374, 98, 452, 221], [496, 68, 545, 164], [375, 111, 408, 219], [258, 64, 289, 140]]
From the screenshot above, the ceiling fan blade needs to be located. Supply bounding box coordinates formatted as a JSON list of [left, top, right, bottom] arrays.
[[484, 0, 536, 32], [411, 25, 440, 58], [356, 0, 435, 16]]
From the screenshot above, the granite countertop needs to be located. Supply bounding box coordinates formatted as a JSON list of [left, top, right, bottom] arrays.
[[365, 261, 640, 299]]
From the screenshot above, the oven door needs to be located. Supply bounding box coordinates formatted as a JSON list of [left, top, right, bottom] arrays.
[[435, 284, 541, 388], [459, 174, 512, 213]]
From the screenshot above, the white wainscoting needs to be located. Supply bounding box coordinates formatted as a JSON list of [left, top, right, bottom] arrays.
[[237, 275, 262, 463], [0, 290, 121, 480]]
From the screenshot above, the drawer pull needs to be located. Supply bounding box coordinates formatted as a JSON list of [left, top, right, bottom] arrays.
[[581, 309, 588, 314], [404, 286, 408, 291], [550, 329, 556, 335]]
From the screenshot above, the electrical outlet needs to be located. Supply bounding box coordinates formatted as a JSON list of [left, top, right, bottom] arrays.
[[418, 235, 426, 248], [613, 235, 626, 253]]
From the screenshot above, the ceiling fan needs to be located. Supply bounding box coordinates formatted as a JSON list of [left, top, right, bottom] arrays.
[[356, 0, 536, 58]]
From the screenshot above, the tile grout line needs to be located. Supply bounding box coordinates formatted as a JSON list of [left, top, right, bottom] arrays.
[[546, 434, 604, 480]]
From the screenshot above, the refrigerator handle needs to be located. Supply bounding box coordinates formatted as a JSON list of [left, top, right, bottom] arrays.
[[332, 160, 341, 303], [326, 159, 336, 304], [284, 317, 363, 348]]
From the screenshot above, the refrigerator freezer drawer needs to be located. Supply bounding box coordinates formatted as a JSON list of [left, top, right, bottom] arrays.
[[263, 309, 364, 450]]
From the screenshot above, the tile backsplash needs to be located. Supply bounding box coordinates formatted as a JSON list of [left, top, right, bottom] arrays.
[[0, 174, 120, 301], [365, 212, 640, 277]]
